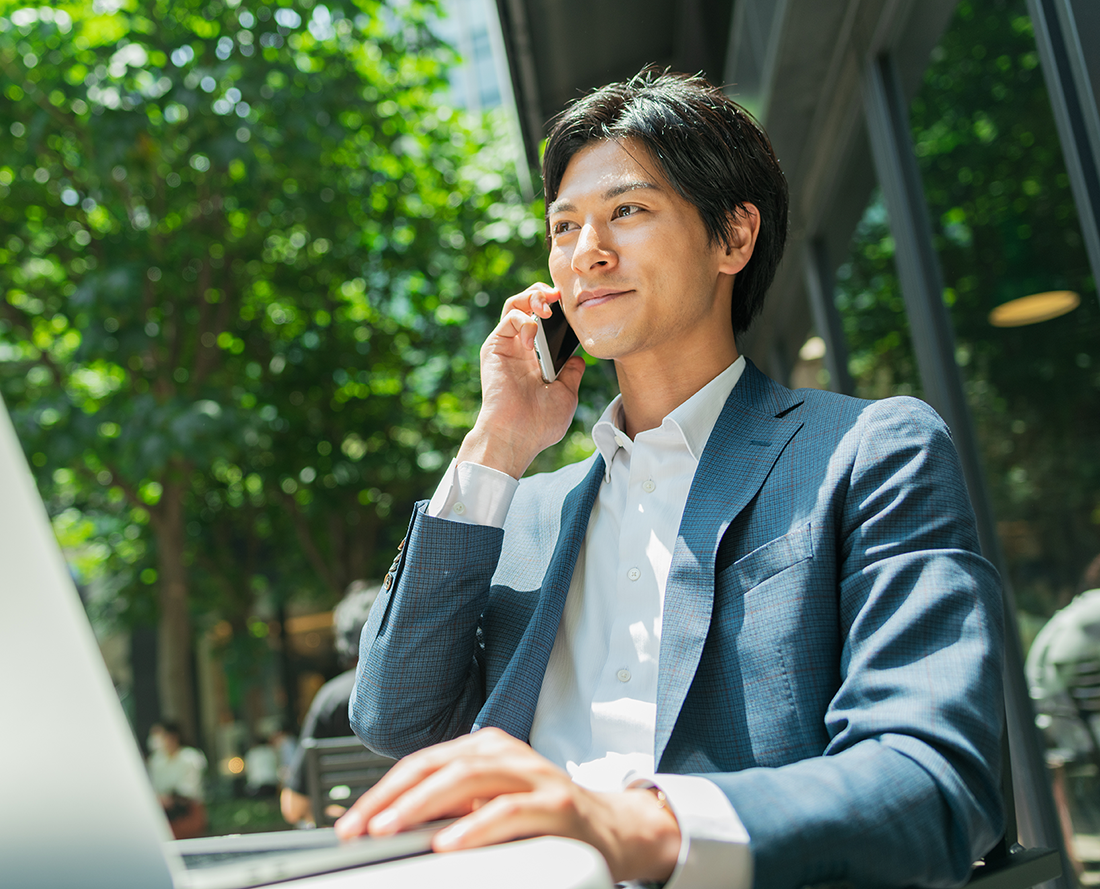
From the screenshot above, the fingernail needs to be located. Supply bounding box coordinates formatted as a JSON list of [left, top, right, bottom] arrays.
[[435, 823, 466, 850], [334, 811, 361, 839], [369, 809, 398, 834]]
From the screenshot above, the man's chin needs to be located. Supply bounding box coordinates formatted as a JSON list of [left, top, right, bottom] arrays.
[[579, 329, 631, 362]]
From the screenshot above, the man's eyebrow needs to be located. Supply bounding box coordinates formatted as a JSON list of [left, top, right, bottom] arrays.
[[546, 180, 661, 216]]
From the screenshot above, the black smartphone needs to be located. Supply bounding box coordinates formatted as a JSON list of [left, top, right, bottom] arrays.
[[531, 300, 580, 383]]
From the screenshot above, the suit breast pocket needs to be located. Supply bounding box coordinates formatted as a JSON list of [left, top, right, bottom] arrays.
[[721, 523, 814, 595], [710, 523, 832, 764]]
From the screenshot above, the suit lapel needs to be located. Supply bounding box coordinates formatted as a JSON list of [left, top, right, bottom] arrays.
[[475, 454, 605, 740], [655, 362, 804, 765]]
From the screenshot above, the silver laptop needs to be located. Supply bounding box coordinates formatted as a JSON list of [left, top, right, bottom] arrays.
[[0, 394, 612, 889], [0, 397, 458, 889]]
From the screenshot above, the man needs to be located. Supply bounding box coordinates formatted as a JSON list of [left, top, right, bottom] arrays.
[[335, 69, 1005, 888], [147, 721, 208, 839]]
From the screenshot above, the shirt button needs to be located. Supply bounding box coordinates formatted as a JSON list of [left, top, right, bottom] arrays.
[[627, 567, 641, 581], [616, 669, 631, 683], [642, 479, 656, 493], [452, 502, 466, 515]]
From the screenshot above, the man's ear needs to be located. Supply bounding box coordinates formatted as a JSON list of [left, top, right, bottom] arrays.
[[718, 203, 761, 276]]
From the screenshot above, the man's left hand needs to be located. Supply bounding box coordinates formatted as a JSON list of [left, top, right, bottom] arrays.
[[334, 728, 681, 884]]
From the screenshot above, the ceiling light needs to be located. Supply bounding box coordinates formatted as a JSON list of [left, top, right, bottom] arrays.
[[988, 290, 1080, 327]]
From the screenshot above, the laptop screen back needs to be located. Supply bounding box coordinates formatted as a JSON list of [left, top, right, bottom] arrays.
[[0, 395, 178, 889]]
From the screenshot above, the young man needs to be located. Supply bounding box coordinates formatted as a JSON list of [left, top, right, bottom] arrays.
[[335, 69, 1005, 888]]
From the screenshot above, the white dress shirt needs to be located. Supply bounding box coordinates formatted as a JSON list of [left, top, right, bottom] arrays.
[[147, 746, 207, 801], [427, 357, 751, 889]]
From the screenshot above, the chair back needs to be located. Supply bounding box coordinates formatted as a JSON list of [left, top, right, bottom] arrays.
[[1064, 657, 1100, 769], [302, 736, 395, 827], [966, 726, 1062, 888]]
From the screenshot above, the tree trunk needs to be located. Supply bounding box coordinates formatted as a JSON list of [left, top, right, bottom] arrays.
[[155, 478, 197, 745], [130, 622, 160, 755]]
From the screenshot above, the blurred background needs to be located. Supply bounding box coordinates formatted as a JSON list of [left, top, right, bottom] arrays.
[[1, 0, 1098, 868]]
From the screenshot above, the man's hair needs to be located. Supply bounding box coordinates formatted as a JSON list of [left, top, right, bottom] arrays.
[[334, 579, 381, 664], [541, 67, 789, 337]]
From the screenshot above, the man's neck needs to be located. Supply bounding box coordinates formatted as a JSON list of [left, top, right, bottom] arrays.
[[615, 342, 740, 438]]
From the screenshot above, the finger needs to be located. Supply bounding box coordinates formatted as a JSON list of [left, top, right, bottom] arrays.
[[501, 283, 558, 320], [336, 740, 470, 839], [339, 729, 534, 839], [552, 354, 586, 395], [526, 286, 562, 318], [431, 789, 576, 852], [486, 307, 541, 356], [334, 772, 415, 839], [368, 753, 537, 836], [495, 306, 539, 339]]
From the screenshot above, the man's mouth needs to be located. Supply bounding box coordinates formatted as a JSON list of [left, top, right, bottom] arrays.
[[576, 288, 631, 307]]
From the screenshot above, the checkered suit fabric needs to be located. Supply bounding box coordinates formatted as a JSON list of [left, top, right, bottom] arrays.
[[350, 360, 1004, 889]]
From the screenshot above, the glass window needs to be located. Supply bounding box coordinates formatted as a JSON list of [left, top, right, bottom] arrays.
[[837, 0, 1100, 865]]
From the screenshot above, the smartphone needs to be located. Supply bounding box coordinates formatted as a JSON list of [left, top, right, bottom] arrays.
[[532, 300, 580, 383]]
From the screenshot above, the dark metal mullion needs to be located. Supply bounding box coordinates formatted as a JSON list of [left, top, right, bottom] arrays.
[[1027, 0, 1100, 305], [803, 238, 855, 395], [861, 52, 1069, 886]]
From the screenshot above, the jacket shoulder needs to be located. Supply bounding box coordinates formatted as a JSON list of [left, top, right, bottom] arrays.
[[788, 384, 947, 436]]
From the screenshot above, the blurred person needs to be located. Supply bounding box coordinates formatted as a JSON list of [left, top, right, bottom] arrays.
[[1026, 553, 1100, 759], [281, 581, 381, 826], [335, 68, 1005, 889], [147, 720, 208, 839], [271, 728, 298, 787], [1024, 552, 1100, 875], [244, 736, 280, 798]]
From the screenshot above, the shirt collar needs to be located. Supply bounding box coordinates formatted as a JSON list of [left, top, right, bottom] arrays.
[[592, 397, 630, 479], [591, 356, 747, 481]]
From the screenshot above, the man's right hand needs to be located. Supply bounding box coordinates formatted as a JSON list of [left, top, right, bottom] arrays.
[[455, 283, 586, 479]]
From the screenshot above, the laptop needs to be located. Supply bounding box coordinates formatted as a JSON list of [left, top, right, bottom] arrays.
[[0, 394, 611, 889]]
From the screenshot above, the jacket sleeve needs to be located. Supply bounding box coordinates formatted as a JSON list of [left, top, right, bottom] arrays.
[[348, 502, 505, 758], [703, 398, 1005, 888]]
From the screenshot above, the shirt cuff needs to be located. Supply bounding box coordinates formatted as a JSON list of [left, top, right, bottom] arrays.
[[624, 773, 752, 889], [426, 459, 519, 528]]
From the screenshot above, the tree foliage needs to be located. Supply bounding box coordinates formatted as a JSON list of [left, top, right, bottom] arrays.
[[835, 0, 1100, 616], [0, 0, 568, 738]]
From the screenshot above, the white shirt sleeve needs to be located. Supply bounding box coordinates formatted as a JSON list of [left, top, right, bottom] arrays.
[[426, 459, 519, 528], [624, 773, 752, 889]]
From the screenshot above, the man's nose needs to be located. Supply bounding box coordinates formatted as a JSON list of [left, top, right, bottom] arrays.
[[571, 223, 615, 272]]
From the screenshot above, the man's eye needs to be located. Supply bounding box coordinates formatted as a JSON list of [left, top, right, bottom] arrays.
[[551, 221, 575, 235], [614, 205, 640, 218]]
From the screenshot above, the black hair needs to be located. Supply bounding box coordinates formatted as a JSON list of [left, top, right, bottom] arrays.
[[159, 720, 184, 744], [542, 67, 789, 337]]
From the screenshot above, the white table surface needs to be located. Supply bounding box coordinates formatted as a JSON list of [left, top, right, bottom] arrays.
[[277, 837, 614, 889]]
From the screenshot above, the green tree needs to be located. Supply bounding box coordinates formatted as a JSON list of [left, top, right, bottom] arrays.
[[0, 0, 559, 741]]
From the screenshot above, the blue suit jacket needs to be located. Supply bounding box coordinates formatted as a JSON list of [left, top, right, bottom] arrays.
[[351, 362, 1005, 888]]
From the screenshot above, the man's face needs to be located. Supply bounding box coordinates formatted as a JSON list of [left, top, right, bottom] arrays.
[[546, 138, 741, 369]]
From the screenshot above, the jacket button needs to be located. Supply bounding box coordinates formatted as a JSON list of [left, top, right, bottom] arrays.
[[383, 574, 392, 590]]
